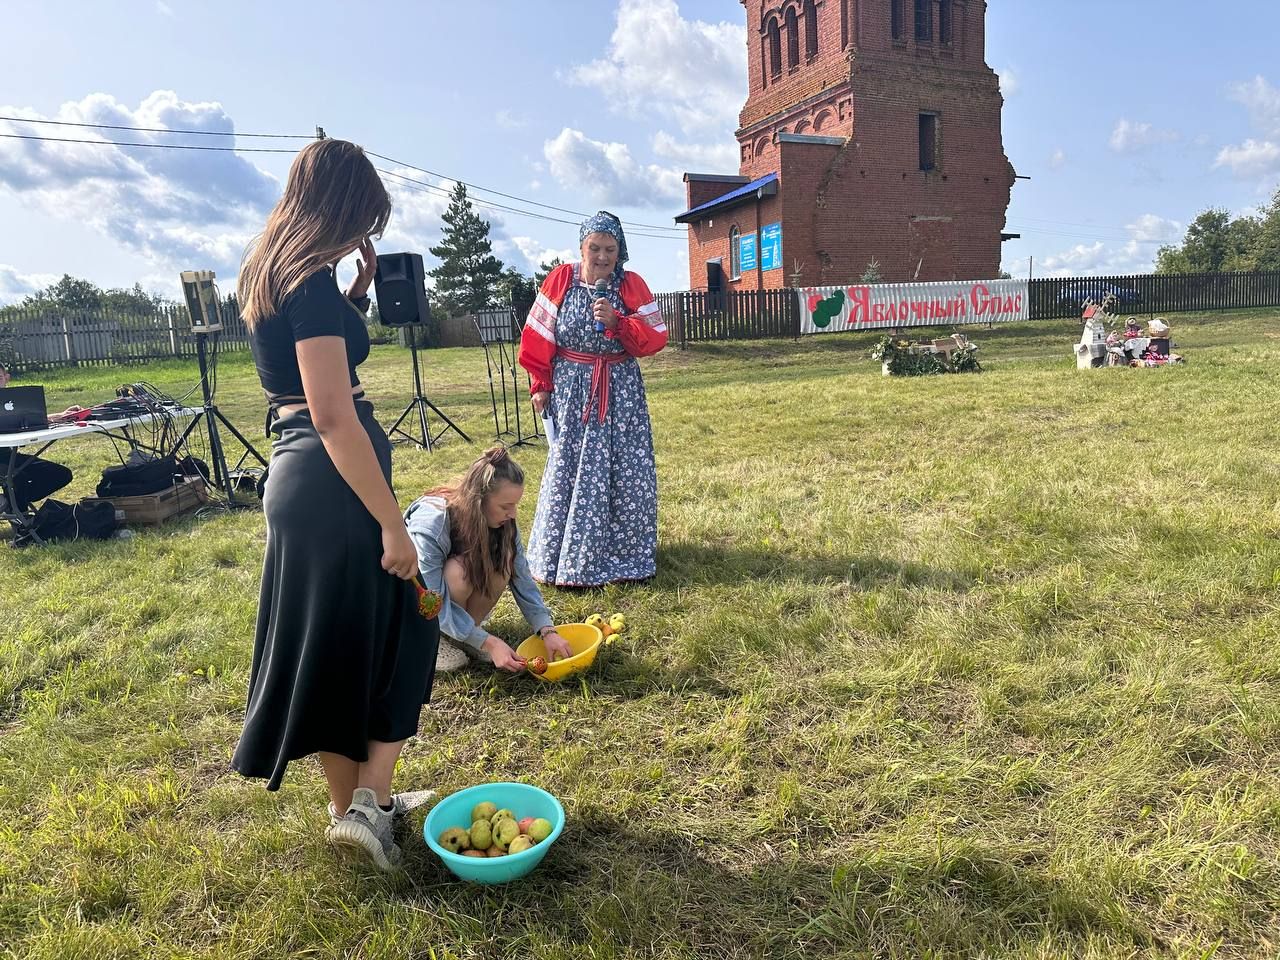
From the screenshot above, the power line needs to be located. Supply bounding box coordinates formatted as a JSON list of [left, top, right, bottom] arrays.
[[1007, 224, 1167, 245], [0, 131, 299, 153], [377, 167, 683, 240], [376, 167, 571, 222], [2, 121, 689, 236], [0, 115, 311, 139], [5, 117, 685, 231], [368, 149, 685, 232]]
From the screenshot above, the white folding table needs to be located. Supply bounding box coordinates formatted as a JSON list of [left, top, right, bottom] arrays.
[[1, 406, 202, 543]]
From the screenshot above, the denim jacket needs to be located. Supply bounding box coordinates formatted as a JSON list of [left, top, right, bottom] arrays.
[[403, 496, 554, 649]]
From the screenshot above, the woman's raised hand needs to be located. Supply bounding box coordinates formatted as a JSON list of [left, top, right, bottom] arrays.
[[346, 237, 377, 301]]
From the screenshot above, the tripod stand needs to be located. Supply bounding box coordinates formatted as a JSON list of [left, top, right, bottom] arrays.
[[387, 326, 471, 450], [173, 332, 267, 507], [475, 307, 541, 447]]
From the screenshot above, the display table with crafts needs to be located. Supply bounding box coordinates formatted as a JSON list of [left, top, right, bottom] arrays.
[[1074, 302, 1183, 369], [0, 406, 202, 543]]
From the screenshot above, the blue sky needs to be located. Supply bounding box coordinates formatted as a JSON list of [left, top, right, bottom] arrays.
[[3, 0, 1280, 303]]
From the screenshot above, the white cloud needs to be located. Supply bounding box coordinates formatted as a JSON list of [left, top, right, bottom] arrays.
[[1037, 213, 1181, 277], [0, 91, 279, 278], [997, 67, 1019, 98], [511, 236, 576, 271], [651, 131, 738, 172], [495, 109, 528, 131], [375, 170, 532, 285], [568, 0, 745, 136], [376, 173, 456, 270], [1040, 241, 1109, 276], [1213, 77, 1280, 186], [156, 0, 174, 15], [0, 264, 60, 305], [1109, 118, 1180, 153], [543, 127, 683, 207], [1213, 139, 1280, 181], [1126, 213, 1181, 244], [1228, 75, 1280, 138], [1049, 147, 1066, 170]]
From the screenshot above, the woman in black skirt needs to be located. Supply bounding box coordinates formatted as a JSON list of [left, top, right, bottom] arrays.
[[230, 139, 438, 872]]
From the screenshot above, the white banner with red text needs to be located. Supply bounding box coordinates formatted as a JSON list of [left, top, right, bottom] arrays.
[[797, 279, 1030, 334]]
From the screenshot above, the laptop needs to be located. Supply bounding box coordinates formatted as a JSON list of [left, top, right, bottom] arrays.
[[0, 385, 49, 434]]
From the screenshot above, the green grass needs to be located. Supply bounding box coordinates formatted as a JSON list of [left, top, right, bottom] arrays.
[[3, 310, 1280, 959]]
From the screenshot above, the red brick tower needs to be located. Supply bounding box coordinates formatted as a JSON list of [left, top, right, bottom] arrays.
[[677, 0, 1016, 290]]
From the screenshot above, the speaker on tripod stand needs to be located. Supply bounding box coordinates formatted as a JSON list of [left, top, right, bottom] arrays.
[[375, 252, 471, 450], [174, 270, 268, 507]]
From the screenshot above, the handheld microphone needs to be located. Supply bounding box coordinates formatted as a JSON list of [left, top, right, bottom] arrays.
[[593, 278, 608, 332]]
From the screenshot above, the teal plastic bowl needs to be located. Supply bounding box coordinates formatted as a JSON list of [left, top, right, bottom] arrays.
[[423, 782, 565, 884]]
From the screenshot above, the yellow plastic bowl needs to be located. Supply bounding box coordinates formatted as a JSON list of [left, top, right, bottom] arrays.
[[515, 623, 605, 682]]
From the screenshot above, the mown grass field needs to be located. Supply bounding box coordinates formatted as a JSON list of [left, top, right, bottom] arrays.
[[2, 311, 1279, 959]]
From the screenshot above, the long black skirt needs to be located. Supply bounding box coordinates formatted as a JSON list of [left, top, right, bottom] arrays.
[[231, 400, 438, 790]]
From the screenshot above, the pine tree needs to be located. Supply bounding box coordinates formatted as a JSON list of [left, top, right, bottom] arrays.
[[428, 183, 506, 316], [534, 257, 564, 287]]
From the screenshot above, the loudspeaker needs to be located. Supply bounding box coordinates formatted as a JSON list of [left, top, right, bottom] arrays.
[[374, 252, 431, 326], [179, 270, 224, 333]]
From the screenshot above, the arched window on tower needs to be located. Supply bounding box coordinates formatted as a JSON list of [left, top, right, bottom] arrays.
[[804, 0, 819, 59], [785, 6, 800, 71], [729, 226, 742, 280], [939, 0, 953, 44], [767, 16, 782, 79]]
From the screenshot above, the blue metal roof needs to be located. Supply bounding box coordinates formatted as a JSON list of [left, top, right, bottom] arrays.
[[675, 173, 778, 223]]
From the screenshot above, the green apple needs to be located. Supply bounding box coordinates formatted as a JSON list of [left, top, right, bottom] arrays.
[[469, 818, 493, 851], [490, 808, 517, 826], [471, 801, 498, 823], [437, 827, 471, 853], [493, 817, 520, 850], [527, 817, 553, 843], [507, 835, 535, 854]]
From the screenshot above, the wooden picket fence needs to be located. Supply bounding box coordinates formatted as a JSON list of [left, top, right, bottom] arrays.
[[0, 300, 250, 374]]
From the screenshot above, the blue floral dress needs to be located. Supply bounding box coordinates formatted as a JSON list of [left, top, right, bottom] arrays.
[[527, 266, 658, 586]]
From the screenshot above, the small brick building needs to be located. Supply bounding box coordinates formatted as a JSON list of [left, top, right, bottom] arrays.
[[676, 0, 1016, 291]]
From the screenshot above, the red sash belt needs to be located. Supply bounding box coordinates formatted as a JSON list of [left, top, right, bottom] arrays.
[[556, 347, 630, 423]]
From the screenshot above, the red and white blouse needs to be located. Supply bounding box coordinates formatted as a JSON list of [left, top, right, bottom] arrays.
[[517, 263, 667, 395]]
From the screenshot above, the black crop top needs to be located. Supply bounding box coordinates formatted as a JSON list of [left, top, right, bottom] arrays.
[[248, 267, 370, 400]]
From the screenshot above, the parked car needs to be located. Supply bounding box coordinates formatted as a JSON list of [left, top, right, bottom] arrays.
[[1055, 281, 1143, 310]]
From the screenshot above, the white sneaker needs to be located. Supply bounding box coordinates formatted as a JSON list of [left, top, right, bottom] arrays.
[[391, 788, 437, 817], [327, 789, 435, 827], [435, 638, 471, 673], [327, 787, 402, 872]]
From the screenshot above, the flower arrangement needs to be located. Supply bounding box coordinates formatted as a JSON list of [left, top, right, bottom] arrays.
[[870, 334, 981, 376]]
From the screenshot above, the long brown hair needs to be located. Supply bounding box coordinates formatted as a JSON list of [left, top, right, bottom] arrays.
[[426, 447, 526, 593], [237, 139, 391, 328]]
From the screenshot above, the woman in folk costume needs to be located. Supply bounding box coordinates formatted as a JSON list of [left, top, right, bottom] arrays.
[[518, 211, 667, 587]]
